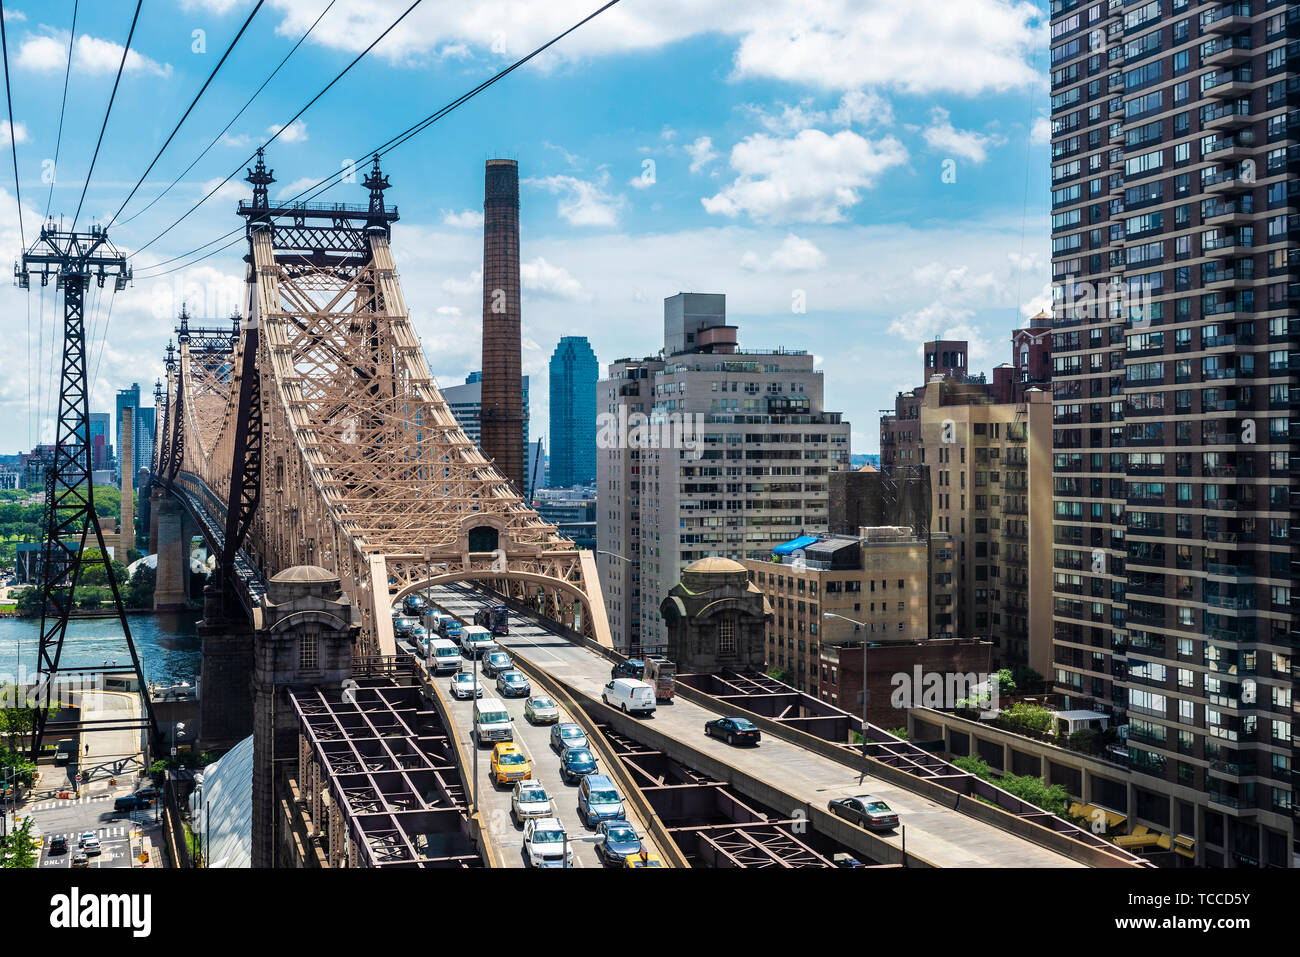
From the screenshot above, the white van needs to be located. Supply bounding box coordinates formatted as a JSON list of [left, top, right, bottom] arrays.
[[460, 624, 496, 657], [601, 678, 657, 716], [473, 697, 513, 746], [426, 638, 462, 674], [425, 610, 449, 633]]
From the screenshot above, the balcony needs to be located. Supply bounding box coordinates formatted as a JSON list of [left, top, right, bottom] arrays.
[[1203, 38, 1253, 67], [1204, 131, 1257, 164], [1203, 267, 1253, 290], [1203, 234, 1250, 258], [1203, 76, 1254, 100], [1203, 102, 1252, 132], [1203, 170, 1252, 195], [1201, 5, 1253, 36]]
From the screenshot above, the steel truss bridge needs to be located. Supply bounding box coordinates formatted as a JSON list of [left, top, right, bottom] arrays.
[[152, 152, 609, 655]]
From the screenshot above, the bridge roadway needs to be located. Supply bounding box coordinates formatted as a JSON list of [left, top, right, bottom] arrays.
[[396, 630, 665, 868], [428, 583, 1084, 868]]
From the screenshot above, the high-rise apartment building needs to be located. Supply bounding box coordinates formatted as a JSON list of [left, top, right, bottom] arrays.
[[1049, 0, 1296, 866], [548, 335, 599, 488], [89, 413, 111, 472], [597, 293, 850, 654], [879, 330, 1055, 675]]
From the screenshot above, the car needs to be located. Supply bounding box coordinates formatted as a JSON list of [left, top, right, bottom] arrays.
[[524, 695, 560, 725], [704, 716, 762, 746], [48, 836, 68, 854], [828, 794, 900, 831], [511, 782, 553, 822], [611, 658, 646, 681], [496, 670, 531, 698], [601, 678, 656, 716], [490, 743, 532, 788], [114, 795, 141, 812], [134, 787, 159, 801], [71, 851, 89, 868], [624, 849, 665, 868], [78, 831, 95, 847], [82, 836, 102, 856], [481, 650, 513, 678], [594, 820, 642, 866], [577, 773, 625, 828], [523, 817, 572, 868], [550, 723, 588, 754], [450, 672, 483, 700], [559, 746, 597, 784]]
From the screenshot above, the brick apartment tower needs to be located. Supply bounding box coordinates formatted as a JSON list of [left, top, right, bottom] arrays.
[[480, 159, 525, 492], [119, 406, 134, 556]]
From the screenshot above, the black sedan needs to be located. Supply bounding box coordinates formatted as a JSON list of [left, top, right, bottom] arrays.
[[704, 716, 761, 746], [48, 836, 68, 854], [828, 794, 900, 831]]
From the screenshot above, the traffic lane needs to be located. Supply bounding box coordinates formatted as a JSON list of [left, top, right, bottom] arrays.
[[436, 658, 658, 868], [439, 667, 599, 868], [29, 786, 144, 870], [496, 631, 1082, 868]]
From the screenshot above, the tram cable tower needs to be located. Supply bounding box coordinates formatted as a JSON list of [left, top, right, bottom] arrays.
[[16, 221, 159, 764]]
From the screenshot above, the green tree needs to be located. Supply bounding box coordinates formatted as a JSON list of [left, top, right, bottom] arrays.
[[0, 817, 37, 868], [999, 702, 1055, 737], [994, 668, 1017, 699], [123, 564, 156, 609]]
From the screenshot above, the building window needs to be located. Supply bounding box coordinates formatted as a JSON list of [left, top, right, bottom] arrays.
[[300, 635, 319, 671], [719, 618, 736, 656]]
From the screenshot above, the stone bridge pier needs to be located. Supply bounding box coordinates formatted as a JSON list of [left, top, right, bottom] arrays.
[[151, 490, 201, 611], [197, 583, 254, 753]]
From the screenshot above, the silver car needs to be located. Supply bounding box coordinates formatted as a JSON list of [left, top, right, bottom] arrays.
[[450, 671, 483, 700], [550, 722, 588, 753], [512, 781, 553, 822]]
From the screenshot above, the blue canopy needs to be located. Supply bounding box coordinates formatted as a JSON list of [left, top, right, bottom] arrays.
[[772, 535, 819, 556]]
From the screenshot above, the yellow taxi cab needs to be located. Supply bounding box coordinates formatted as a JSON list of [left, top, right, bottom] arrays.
[[624, 848, 665, 868], [490, 743, 532, 787]]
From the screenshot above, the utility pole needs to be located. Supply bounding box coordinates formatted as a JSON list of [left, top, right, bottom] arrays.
[[17, 221, 157, 761]]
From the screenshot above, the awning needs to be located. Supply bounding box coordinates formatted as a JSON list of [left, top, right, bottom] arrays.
[[1173, 834, 1195, 859], [1113, 824, 1160, 850], [772, 535, 819, 556], [1070, 802, 1127, 830]]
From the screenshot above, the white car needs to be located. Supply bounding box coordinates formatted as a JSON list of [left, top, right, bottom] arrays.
[[523, 817, 572, 868], [82, 836, 102, 856], [512, 781, 553, 822], [450, 672, 482, 700]]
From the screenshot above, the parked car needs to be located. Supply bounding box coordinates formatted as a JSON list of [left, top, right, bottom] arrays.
[[48, 836, 68, 854], [594, 820, 642, 866], [577, 773, 625, 828], [550, 723, 588, 754], [481, 649, 513, 678], [559, 746, 598, 784], [490, 743, 532, 788], [610, 658, 645, 681], [450, 672, 483, 700], [704, 716, 761, 746], [601, 678, 656, 716], [511, 782, 553, 822], [523, 817, 572, 868], [496, 670, 531, 698], [828, 795, 900, 831], [524, 695, 559, 725]]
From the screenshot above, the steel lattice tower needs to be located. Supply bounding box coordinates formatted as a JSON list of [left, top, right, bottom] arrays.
[[17, 222, 157, 761]]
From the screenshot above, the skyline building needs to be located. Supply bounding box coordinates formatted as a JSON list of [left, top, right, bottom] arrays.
[[1048, 0, 1296, 867], [597, 292, 851, 655], [442, 372, 530, 464], [548, 335, 598, 488]]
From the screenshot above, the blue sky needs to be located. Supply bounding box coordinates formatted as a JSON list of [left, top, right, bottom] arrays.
[[1, 0, 1054, 456]]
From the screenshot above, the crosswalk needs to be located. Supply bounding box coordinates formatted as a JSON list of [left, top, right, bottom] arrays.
[[46, 825, 134, 842], [27, 793, 115, 811]]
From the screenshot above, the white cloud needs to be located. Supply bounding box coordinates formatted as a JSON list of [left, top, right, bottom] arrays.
[[527, 173, 625, 227], [441, 209, 484, 228], [685, 136, 718, 174], [521, 257, 588, 301], [180, 0, 245, 12], [18, 33, 173, 77], [742, 98, 828, 135], [257, 1, 1042, 95], [702, 128, 908, 224], [273, 176, 318, 200], [740, 233, 826, 272], [220, 132, 255, 148], [1029, 115, 1051, 145], [831, 90, 893, 128], [435, 305, 462, 316], [2, 9, 26, 22], [201, 177, 249, 204], [922, 107, 1004, 164], [0, 120, 27, 146], [268, 120, 308, 144]]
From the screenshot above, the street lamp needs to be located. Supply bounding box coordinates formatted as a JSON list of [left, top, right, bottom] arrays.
[[824, 613, 871, 766]]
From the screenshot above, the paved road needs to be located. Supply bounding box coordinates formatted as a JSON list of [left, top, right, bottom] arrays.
[[427, 584, 1084, 869], [20, 690, 150, 870], [398, 630, 662, 868]]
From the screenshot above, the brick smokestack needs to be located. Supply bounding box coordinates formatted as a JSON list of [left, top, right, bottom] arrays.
[[480, 159, 524, 492]]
